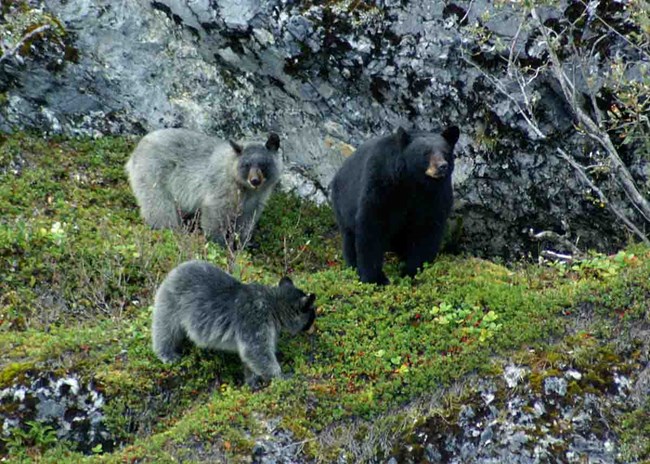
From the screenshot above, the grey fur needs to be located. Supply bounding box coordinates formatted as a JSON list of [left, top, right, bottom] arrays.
[[125, 129, 282, 243], [152, 260, 316, 386]]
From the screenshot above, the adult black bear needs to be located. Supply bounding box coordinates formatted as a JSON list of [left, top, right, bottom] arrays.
[[330, 126, 460, 285]]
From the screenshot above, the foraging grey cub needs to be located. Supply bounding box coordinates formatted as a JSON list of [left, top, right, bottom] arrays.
[[125, 129, 282, 242], [152, 260, 316, 385]]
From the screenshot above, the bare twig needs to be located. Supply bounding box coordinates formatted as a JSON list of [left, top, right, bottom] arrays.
[[557, 148, 649, 244], [223, 190, 257, 276], [530, 7, 650, 224], [507, 16, 526, 78], [573, 37, 608, 128], [0, 24, 53, 64], [527, 227, 583, 256], [576, 0, 650, 60], [465, 3, 649, 243], [461, 53, 547, 139], [541, 250, 575, 263], [460, 0, 474, 26]]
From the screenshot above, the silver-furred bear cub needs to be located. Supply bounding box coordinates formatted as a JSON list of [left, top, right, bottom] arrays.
[[152, 260, 316, 387], [125, 129, 282, 243]]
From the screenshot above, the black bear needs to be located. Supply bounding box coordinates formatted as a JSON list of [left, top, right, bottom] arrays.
[[330, 126, 460, 285]]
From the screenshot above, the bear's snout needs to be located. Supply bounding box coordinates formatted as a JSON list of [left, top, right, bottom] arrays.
[[425, 154, 449, 179], [248, 168, 266, 188]]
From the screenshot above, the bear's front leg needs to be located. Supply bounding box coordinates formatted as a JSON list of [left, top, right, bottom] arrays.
[[355, 210, 389, 285], [403, 228, 445, 278], [341, 228, 358, 268], [199, 199, 227, 245], [239, 343, 282, 389]]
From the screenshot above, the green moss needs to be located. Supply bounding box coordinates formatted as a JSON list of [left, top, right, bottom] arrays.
[[252, 191, 340, 273], [0, 362, 34, 388], [618, 400, 650, 461]]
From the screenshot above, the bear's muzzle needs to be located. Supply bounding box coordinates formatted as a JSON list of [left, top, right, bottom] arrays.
[[425, 153, 449, 179], [247, 168, 266, 189]]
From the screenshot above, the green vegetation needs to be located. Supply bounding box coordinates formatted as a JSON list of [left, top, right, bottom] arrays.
[[1, 133, 648, 462]]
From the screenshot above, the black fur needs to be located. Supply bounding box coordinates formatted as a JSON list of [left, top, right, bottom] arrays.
[[330, 126, 459, 285]]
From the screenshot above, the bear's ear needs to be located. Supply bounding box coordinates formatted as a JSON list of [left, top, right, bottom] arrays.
[[279, 276, 294, 287], [441, 126, 460, 147], [396, 127, 411, 148], [300, 293, 316, 312], [229, 140, 243, 156], [265, 132, 280, 152]]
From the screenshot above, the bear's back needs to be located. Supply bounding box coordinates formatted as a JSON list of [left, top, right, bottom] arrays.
[[331, 133, 397, 199], [163, 260, 243, 350], [166, 260, 239, 299], [133, 129, 227, 166], [130, 129, 237, 203]]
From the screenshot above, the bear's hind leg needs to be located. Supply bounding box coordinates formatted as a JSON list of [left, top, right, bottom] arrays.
[[152, 317, 185, 363], [355, 220, 389, 285], [139, 190, 182, 230]]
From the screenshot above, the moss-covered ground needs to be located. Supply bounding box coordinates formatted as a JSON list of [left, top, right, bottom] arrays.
[[0, 133, 648, 462]]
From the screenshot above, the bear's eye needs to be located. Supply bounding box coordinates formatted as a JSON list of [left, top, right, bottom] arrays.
[[256, 162, 269, 173]]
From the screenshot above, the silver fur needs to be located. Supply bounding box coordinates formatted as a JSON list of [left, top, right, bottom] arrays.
[[125, 129, 282, 242], [152, 260, 316, 386]]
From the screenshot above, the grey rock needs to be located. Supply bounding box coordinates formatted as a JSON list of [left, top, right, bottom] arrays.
[[543, 376, 568, 397], [285, 15, 314, 43], [2, 0, 646, 257], [217, 0, 261, 30], [565, 369, 582, 381], [1, 374, 113, 454], [425, 443, 443, 462], [479, 426, 493, 446], [504, 365, 527, 388]]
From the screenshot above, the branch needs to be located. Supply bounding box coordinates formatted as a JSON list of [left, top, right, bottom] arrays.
[[530, 7, 650, 224], [541, 250, 575, 263], [573, 37, 608, 128], [507, 15, 526, 78], [222, 190, 257, 275], [577, 0, 650, 61], [461, 53, 547, 139], [0, 24, 53, 64], [557, 148, 649, 244], [527, 227, 583, 256]]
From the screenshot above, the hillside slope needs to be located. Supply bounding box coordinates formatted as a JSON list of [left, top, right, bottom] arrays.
[[0, 134, 648, 463]]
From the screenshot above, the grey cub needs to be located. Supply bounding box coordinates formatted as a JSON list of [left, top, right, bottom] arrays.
[[125, 129, 282, 243], [152, 260, 316, 385]]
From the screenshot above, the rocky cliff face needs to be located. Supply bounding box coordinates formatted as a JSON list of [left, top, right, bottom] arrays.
[[1, 0, 643, 257]]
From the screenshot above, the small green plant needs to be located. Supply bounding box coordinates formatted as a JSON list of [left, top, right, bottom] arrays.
[[546, 251, 636, 279], [253, 191, 339, 273], [430, 302, 502, 343], [2, 420, 58, 457], [0, 1, 69, 65], [618, 399, 650, 461]]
